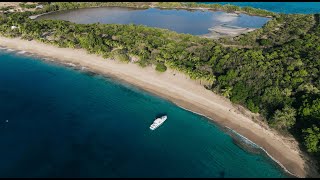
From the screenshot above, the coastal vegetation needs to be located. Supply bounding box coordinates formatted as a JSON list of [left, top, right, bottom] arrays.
[[155, 63, 167, 72], [219, 13, 316, 48], [18, 3, 36, 9], [0, 2, 320, 174]]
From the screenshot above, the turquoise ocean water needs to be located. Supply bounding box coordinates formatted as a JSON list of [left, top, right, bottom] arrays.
[[0, 49, 290, 177], [201, 2, 320, 14]]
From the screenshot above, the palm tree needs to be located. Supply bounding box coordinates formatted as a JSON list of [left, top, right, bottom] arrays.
[[221, 86, 233, 98]]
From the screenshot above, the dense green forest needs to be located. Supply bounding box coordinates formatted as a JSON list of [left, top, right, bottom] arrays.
[[0, 2, 320, 174]]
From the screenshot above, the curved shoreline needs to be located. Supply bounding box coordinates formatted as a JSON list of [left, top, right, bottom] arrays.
[[0, 36, 315, 177], [30, 6, 270, 41], [29, 11, 54, 19], [175, 105, 297, 177], [28, 3, 274, 21], [224, 126, 296, 177]]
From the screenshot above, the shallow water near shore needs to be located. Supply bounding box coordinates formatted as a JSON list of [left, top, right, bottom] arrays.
[[0, 50, 290, 178]]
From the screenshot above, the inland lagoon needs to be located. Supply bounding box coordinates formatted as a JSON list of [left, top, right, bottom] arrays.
[[36, 7, 270, 35]]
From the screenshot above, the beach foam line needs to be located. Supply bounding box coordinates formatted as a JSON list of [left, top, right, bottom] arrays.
[[17, 50, 27, 54], [174, 104, 298, 178], [224, 126, 298, 177], [65, 62, 76, 67], [225, 127, 260, 148]]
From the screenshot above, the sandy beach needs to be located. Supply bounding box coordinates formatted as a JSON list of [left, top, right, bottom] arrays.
[[0, 36, 317, 177], [200, 25, 257, 39]]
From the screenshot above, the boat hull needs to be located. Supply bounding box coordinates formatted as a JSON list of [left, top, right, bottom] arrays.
[[150, 116, 167, 130]]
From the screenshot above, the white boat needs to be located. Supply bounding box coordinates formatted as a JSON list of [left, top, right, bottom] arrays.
[[150, 115, 167, 130]]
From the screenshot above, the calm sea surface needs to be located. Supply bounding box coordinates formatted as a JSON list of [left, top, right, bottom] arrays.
[[202, 2, 320, 14], [0, 49, 290, 177], [37, 7, 270, 35]]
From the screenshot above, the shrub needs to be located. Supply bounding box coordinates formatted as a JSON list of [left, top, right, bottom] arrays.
[[112, 50, 130, 63], [155, 63, 167, 72]]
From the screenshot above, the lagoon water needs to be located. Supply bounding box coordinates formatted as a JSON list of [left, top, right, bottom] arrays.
[[37, 7, 270, 35], [0, 49, 290, 178]]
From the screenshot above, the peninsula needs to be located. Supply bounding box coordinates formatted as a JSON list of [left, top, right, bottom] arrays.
[[0, 2, 319, 178]]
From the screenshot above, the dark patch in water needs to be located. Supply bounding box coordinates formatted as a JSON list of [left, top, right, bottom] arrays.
[[155, 113, 167, 119], [224, 128, 263, 155], [219, 170, 225, 178], [231, 138, 262, 155]]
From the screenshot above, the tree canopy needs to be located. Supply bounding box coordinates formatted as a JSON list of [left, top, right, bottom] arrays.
[[1, 2, 320, 173]]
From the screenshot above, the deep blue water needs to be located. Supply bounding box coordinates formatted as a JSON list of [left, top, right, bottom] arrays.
[[0, 49, 289, 178], [37, 7, 270, 35], [201, 2, 320, 14]]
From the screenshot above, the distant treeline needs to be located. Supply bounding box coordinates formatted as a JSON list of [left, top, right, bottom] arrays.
[[1, 2, 320, 174]]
